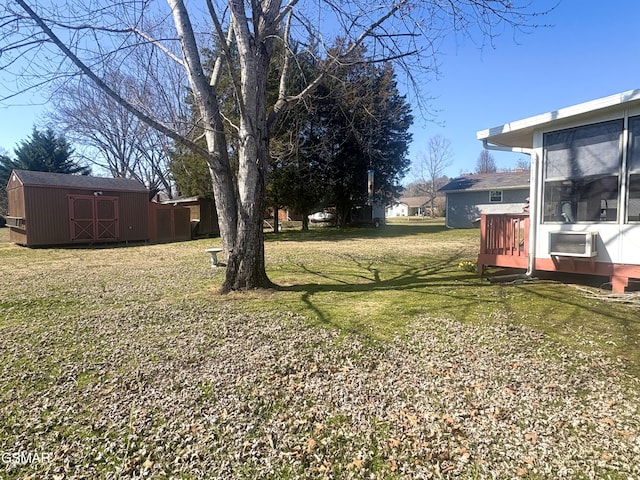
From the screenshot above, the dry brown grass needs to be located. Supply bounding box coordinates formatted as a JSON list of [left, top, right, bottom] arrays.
[[1, 224, 639, 479]]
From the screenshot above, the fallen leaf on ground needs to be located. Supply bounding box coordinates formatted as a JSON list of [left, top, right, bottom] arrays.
[[306, 437, 317, 453]]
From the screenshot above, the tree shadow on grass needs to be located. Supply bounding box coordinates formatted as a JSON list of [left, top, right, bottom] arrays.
[[275, 253, 640, 368], [275, 250, 490, 331]]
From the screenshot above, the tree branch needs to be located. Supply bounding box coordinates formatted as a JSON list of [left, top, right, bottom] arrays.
[[14, 0, 212, 160], [131, 28, 185, 68], [272, 11, 293, 116], [205, 0, 245, 125]]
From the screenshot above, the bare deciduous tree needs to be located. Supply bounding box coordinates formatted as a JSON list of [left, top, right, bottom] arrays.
[[515, 157, 531, 171], [49, 71, 176, 197], [1, 0, 550, 291], [415, 134, 453, 216], [476, 148, 498, 173]]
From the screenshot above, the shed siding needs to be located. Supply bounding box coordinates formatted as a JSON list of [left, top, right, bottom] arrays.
[[20, 187, 150, 245], [446, 188, 529, 228], [116, 191, 149, 242], [23, 186, 71, 245], [148, 203, 191, 243], [6, 177, 25, 217], [7, 180, 26, 244], [4, 171, 199, 246], [162, 197, 219, 237], [197, 199, 219, 236], [7, 184, 150, 246]]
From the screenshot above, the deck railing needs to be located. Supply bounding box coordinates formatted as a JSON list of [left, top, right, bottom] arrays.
[[478, 214, 529, 273]]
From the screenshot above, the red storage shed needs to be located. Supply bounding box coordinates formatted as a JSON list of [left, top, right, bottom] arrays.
[[5, 169, 150, 246]]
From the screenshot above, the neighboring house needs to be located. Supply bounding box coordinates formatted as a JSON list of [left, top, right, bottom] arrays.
[[476, 88, 640, 292], [439, 171, 530, 228], [386, 195, 435, 217], [5, 169, 190, 246]]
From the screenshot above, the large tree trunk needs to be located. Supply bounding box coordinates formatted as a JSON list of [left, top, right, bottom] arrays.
[[170, 0, 239, 258], [221, 0, 279, 291], [222, 122, 272, 291]]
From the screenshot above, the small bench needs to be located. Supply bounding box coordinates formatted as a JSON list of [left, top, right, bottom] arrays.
[[205, 248, 224, 268]]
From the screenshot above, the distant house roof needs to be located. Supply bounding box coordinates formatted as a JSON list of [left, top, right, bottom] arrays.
[[438, 171, 530, 193], [10, 169, 148, 192], [396, 195, 430, 208]]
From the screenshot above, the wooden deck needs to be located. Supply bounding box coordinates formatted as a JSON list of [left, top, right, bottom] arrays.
[[477, 213, 640, 292], [478, 214, 529, 275]]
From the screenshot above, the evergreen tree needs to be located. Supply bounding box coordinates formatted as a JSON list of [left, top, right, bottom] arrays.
[[0, 129, 88, 214], [315, 49, 413, 226], [10, 128, 90, 175], [168, 146, 214, 198], [171, 42, 412, 231], [0, 152, 13, 215], [267, 45, 328, 230]]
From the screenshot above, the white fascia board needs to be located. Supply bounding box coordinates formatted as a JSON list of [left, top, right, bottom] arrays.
[[477, 88, 640, 144]]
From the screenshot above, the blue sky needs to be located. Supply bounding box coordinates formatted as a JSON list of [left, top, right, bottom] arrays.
[[408, 0, 640, 179], [2, 1, 640, 183]]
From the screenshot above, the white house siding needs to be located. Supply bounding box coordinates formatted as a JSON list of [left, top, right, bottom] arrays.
[[522, 104, 640, 268], [386, 203, 409, 217]]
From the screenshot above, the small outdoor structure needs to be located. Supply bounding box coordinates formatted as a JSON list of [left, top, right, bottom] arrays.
[[5, 169, 191, 246], [161, 195, 219, 237], [350, 202, 386, 227], [148, 202, 191, 243], [439, 171, 530, 228], [6, 169, 150, 246], [477, 88, 640, 292], [204, 247, 224, 268]]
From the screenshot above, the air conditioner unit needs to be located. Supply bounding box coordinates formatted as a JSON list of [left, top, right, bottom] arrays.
[[549, 231, 598, 257]]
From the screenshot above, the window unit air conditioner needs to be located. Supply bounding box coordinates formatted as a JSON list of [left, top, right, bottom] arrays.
[[549, 231, 598, 257]]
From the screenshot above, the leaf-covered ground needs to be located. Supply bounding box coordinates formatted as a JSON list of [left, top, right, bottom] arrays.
[[1, 304, 638, 479], [1, 225, 639, 479]]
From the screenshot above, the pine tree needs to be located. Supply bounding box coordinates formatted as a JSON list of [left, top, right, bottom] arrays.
[[315, 50, 413, 226], [0, 128, 89, 214], [11, 128, 89, 175]]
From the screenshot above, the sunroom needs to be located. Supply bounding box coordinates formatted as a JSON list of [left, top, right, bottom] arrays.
[[477, 89, 640, 292]]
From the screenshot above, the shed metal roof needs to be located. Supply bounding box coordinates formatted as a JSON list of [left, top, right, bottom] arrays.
[[11, 169, 148, 192], [477, 88, 640, 148], [438, 171, 530, 193]]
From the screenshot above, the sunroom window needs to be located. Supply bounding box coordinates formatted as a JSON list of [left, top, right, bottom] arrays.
[[542, 119, 622, 223], [626, 116, 640, 222]]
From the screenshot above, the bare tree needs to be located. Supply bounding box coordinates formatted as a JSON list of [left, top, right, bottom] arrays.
[[1, 0, 550, 291], [515, 157, 531, 171], [415, 134, 453, 216], [48, 71, 176, 197], [476, 148, 497, 173]]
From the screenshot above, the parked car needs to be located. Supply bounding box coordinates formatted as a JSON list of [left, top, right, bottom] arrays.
[[308, 211, 334, 223]]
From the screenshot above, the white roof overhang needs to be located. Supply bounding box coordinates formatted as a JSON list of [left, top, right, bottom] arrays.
[[477, 88, 640, 149]]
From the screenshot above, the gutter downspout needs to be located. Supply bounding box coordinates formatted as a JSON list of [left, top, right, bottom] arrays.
[[482, 139, 538, 277]]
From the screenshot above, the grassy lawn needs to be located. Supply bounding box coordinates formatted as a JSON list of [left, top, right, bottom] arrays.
[[1, 221, 639, 478], [262, 219, 639, 374]]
